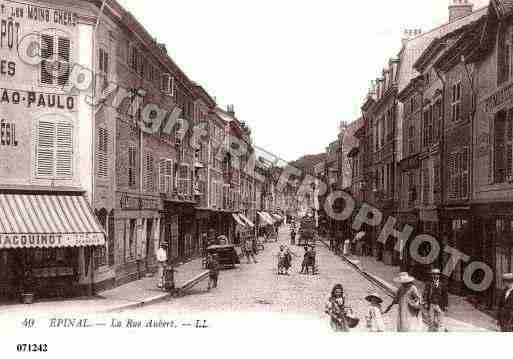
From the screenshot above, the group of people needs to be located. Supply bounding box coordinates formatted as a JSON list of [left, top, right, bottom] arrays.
[[325, 268, 451, 332]]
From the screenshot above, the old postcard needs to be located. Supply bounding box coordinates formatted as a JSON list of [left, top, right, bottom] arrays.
[[0, 0, 511, 357]]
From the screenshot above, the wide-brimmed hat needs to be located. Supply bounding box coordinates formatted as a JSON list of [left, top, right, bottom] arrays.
[[431, 268, 441, 275], [365, 292, 383, 304], [393, 272, 415, 284], [503, 273, 513, 282]]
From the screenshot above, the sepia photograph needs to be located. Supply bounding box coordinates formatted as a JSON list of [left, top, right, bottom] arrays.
[[0, 0, 512, 357]]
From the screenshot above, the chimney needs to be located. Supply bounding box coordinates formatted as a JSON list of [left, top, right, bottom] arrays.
[[401, 29, 423, 46], [449, 0, 473, 23]]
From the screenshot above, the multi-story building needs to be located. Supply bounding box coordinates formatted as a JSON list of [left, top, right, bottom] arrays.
[[0, 0, 268, 300]]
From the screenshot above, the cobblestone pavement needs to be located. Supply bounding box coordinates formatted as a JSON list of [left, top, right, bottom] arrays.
[[126, 226, 400, 332]]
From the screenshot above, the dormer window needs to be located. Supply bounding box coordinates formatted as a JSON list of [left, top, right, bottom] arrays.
[[161, 73, 175, 96]]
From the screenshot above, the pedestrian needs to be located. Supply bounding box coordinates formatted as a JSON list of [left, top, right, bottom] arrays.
[[244, 237, 257, 264], [300, 245, 309, 274], [218, 235, 228, 245], [206, 253, 219, 291], [277, 245, 286, 275], [383, 272, 422, 332], [156, 244, 168, 289], [497, 272, 513, 332], [290, 228, 296, 246], [325, 284, 358, 332], [343, 238, 351, 256], [309, 245, 317, 275], [422, 268, 448, 332], [365, 292, 385, 332], [283, 247, 294, 275]]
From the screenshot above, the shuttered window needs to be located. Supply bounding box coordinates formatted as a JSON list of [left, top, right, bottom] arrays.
[[36, 121, 73, 178], [451, 82, 461, 122], [99, 47, 109, 74], [498, 25, 511, 86], [448, 148, 469, 200], [159, 159, 173, 194], [145, 152, 155, 192], [494, 110, 507, 183], [422, 167, 430, 205], [128, 145, 137, 188], [177, 164, 191, 195], [97, 128, 108, 178], [40, 34, 71, 86]]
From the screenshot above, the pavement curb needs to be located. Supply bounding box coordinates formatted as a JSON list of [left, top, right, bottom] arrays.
[[102, 292, 172, 313]]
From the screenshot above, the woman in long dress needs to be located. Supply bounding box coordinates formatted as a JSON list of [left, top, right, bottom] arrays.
[[384, 272, 423, 332], [325, 284, 350, 332]]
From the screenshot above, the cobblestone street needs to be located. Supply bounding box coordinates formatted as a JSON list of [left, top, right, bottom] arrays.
[[125, 227, 399, 332]]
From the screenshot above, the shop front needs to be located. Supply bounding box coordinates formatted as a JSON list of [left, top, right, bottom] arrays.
[[0, 192, 106, 301], [472, 203, 513, 309], [162, 200, 196, 263], [440, 207, 473, 296]]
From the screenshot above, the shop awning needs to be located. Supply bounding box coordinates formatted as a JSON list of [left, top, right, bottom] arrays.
[[263, 212, 276, 224], [0, 193, 106, 249], [258, 212, 274, 226], [232, 213, 246, 227], [238, 213, 254, 228], [271, 213, 283, 221]]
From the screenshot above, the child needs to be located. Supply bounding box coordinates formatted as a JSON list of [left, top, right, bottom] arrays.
[[365, 292, 385, 332], [277, 245, 286, 275], [206, 254, 219, 291]]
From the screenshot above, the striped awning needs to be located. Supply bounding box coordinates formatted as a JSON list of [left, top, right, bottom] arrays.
[[232, 213, 246, 227], [0, 193, 106, 249], [258, 212, 273, 226], [262, 212, 275, 224], [238, 213, 254, 228]]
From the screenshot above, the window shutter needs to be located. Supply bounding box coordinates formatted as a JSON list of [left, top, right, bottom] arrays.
[[41, 34, 54, 85], [97, 128, 108, 178], [159, 159, 166, 193], [461, 148, 469, 199], [447, 152, 457, 200], [57, 37, 70, 86], [494, 111, 507, 183], [146, 153, 154, 192], [36, 121, 55, 176], [56, 122, 73, 177], [166, 160, 173, 193]]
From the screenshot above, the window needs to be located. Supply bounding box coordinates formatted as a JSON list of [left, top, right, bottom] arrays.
[[35, 121, 73, 178], [99, 47, 109, 74], [145, 152, 155, 192], [127, 219, 136, 261], [161, 73, 175, 96], [130, 45, 139, 72], [448, 148, 469, 200], [177, 164, 191, 195], [40, 34, 71, 86], [422, 167, 430, 205], [494, 109, 513, 183], [94, 209, 108, 269], [128, 145, 137, 188], [408, 125, 415, 154], [498, 25, 511, 86], [97, 127, 108, 178], [423, 105, 434, 147], [159, 159, 173, 194], [451, 82, 461, 122]]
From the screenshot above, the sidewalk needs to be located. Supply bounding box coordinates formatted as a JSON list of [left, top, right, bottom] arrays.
[[0, 257, 205, 316], [318, 236, 498, 331]]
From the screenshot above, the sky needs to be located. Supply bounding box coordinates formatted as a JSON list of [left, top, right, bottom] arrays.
[[117, 0, 489, 162]]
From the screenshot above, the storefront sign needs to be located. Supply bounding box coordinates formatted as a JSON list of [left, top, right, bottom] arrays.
[[0, 233, 105, 248], [120, 194, 161, 210], [0, 118, 17, 146], [0, 89, 75, 110], [1, 1, 78, 28]]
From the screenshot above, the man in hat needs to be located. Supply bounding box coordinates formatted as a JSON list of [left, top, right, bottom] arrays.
[[384, 272, 422, 332], [156, 244, 168, 289], [498, 273, 513, 332], [422, 268, 449, 332]]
